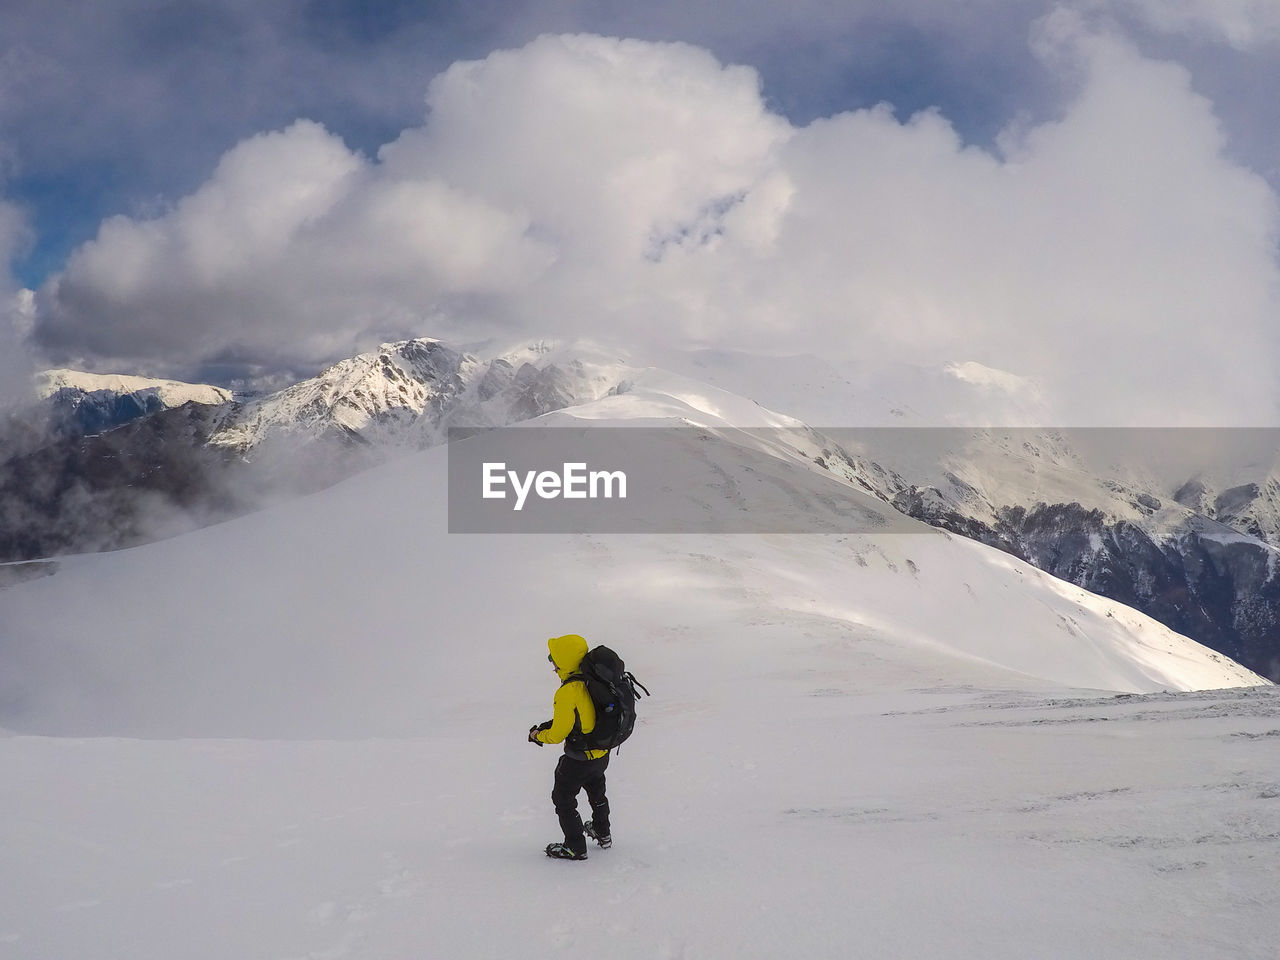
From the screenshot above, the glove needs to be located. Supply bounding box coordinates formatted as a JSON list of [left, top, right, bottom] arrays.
[[529, 725, 544, 746]]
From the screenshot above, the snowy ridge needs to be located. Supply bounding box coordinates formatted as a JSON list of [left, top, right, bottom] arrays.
[[0, 369, 1265, 737], [645, 345, 1280, 550], [541, 374, 1267, 693], [0, 365, 1274, 960], [207, 338, 635, 452], [34, 369, 232, 408], [909, 430, 1280, 549], [654, 347, 1055, 427], [850, 428, 1213, 537], [801, 425, 1280, 679], [1174, 472, 1280, 546], [208, 339, 480, 450], [29, 367, 231, 439], [17, 342, 1280, 678]]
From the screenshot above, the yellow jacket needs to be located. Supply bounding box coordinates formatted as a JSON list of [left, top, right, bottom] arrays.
[[535, 634, 608, 759]]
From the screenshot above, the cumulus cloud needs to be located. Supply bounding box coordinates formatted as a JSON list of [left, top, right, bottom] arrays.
[[36, 35, 786, 368], [32, 25, 1280, 424], [719, 10, 1280, 423], [1109, 0, 1280, 48]]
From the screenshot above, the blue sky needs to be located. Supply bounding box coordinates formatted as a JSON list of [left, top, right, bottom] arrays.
[[4, 0, 1275, 289], [0, 0, 1068, 289], [3, 0, 1280, 422]]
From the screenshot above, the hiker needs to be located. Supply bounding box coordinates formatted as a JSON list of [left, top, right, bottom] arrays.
[[529, 633, 612, 861]]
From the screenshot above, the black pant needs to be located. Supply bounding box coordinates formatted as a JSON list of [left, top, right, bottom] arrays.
[[552, 753, 610, 854]]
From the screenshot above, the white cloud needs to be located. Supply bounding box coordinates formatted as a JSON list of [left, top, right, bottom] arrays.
[[37, 37, 785, 368], [33, 27, 1280, 424], [715, 11, 1279, 423], [1110, 0, 1280, 48], [382, 35, 789, 258], [946, 361, 1045, 398]]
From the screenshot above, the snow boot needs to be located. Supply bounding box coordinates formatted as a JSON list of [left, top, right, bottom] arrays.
[[584, 820, 612, 849], [545, 842, 587, 861]]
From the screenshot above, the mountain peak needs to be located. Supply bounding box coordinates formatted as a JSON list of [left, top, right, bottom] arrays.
[[205, 336, 631, 453], [30, 368, 231, 438]]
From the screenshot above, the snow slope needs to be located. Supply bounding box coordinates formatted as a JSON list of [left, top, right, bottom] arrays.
[[649, 344, 1280, 547], [0, 375, 1273, 959], [2, 686, 1275, 960], [0, 373, 1263, 737]]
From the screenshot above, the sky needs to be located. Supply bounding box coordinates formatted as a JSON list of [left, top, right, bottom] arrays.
[[2, 0, 1280, 422]]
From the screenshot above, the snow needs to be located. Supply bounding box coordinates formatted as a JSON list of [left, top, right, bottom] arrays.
[[651, 347, 1056, 427], [207, 340, 481, 451], [1, 689, 1276, 958], [0, 377, 1274, 958], [206, 338, 636, 453], [34, 368, 232, 408], [944, 359, 1044, 400], [630, 344, 1280, 551]]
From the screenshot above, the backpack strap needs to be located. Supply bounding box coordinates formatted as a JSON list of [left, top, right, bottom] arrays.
[[625, 672, 651, 697], [561, 673, 590, 751]]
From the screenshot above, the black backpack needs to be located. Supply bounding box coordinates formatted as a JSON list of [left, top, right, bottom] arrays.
[[566, 645, 650, 752]]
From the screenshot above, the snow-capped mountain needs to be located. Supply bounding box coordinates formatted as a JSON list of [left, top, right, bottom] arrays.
[[6, 338, 1279, 680], [654, 347, 1054, 427], [609, 349, 1280, 680], [33, 368, 231, 437], [1173, 470, 1280, 546], [0, 366, 1264, 738], [207, 338, 632, 452], [803, 428, 1280, 680], [1, 351, 1273, 960], [0, 370, 237, 558], [207, 339, 480, 451], [0, 339, 637, 562]]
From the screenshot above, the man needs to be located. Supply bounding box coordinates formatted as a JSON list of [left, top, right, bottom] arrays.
[[529, 633, 612, 861]]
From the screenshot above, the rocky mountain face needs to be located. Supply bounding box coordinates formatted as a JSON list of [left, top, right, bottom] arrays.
[[1, 371, 238, 560], [0, 402, 242, 561], [1173, 474, 1280, 546], [4, 347, 1278, 682], [899, 498, 1280, 681], [0, 340, 626, 563], [823, 430, 1280, 681], [206, 338, 626, 453], [33, 369, 232, 438]]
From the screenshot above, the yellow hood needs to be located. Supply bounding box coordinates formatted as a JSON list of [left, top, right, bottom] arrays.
[[548, 634, 588, 680]]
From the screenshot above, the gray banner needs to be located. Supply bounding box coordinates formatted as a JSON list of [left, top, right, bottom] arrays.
[[447, 426, 1280, 534], [447, 426, 920, 533]]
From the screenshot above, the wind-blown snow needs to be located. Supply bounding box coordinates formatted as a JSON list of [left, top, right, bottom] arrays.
[[0, 376, 1272, 958]]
